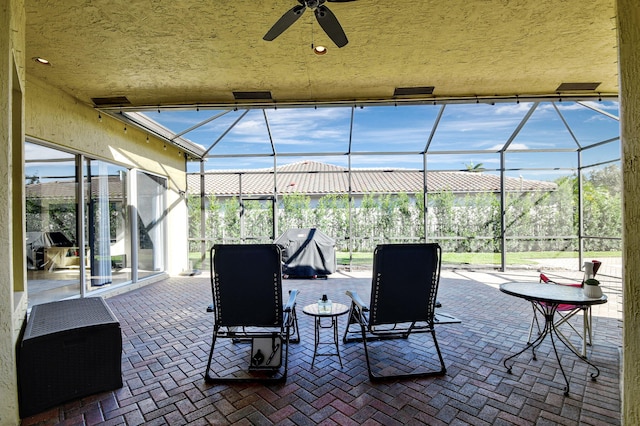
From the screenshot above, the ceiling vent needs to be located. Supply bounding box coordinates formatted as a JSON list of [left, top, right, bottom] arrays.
[[233, 91, 273, 100], [91, 96, 132, 107], [556, 82, 601, 92], [393, 86, 435, 96]]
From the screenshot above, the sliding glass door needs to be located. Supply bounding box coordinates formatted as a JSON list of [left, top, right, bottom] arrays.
[[136, 171, 166, 279], [85, 159, 131, 288], [25, 143, 80, 306], [25, 141, 167, 307]]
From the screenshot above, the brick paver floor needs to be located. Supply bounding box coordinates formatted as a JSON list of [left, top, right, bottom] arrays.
[[21, 266, 622, 425]]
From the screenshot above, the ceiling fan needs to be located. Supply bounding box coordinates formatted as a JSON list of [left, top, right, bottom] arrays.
[[263, 0, 355, 48]]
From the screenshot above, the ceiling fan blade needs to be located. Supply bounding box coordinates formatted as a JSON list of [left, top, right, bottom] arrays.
[[263, 4, 306, 41], [314, 5, 348, 48]]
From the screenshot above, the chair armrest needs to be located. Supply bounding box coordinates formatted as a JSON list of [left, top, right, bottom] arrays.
[[557, 282, 582, 288], [284, 289, 299, 312], [345, 290, 369, 312]]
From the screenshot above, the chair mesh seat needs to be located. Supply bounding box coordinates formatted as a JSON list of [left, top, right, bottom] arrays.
[[204, 244, 299, 382], [343, 243, 459, 380]]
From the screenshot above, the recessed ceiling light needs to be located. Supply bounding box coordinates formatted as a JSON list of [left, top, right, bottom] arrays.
[[32, 57, 51, 65], [313, 45, 327, 55]]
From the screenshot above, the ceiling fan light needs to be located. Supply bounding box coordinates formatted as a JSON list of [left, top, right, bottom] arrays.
[[313, 45, 327, 55]]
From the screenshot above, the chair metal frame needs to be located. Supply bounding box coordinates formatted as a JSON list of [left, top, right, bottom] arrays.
[[343, 243, 459, 380], [528, 273, 593, 358], [204, 244, 299, 383]]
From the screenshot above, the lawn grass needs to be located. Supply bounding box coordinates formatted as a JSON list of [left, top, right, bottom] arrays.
[[336, 250, 620, 267], [191, 250, 619, 270]]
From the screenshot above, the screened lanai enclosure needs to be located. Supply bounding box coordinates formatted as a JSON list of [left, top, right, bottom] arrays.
[[124, 99, 621, 272]]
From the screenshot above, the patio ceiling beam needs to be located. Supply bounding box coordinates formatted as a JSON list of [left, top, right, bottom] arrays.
[[348, 106, 355, 261], [501, 166, 577, 172], [170, 110, 233, 140], [581, 158, 620, 170], [498, 148, 580, 154], [202, 109, 250, 157], [501, 102, 539, 153], [576, 101, 620, 121], [97, 94, 617, 113], [203, 146, 590, 159], [583, 136, 621, 149], [263, 109, 278, 239], [110, 111, 205, 159], [263, 110, 277, 157], [423, 104, 446, 153], [553, 102, 582, 149]]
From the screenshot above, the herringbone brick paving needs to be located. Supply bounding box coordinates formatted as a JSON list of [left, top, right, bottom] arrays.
[[21, 267, 622, 425]]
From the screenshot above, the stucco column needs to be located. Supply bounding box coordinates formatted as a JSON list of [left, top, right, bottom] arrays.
[[618, 0, 640, 424], [0, 2, 13, 420], [0, 0, 25, 424]]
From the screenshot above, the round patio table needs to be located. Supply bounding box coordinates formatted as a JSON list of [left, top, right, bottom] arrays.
[[302, 302, 349, 368], [500, 282, 607, 396]]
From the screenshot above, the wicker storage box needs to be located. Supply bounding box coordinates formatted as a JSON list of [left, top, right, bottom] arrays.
[[18, 297, 122, 418]]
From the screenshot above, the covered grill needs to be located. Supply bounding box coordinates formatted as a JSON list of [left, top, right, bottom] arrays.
[[275, 228, 336, 278]]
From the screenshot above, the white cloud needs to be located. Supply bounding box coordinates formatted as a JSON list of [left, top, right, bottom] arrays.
[[492, 102, 535, 116], [492, 142, 529, 150]]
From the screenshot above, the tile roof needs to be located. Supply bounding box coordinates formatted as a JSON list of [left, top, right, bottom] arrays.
[[190, 160, 557, 197], [26, 176, 125, 200], [25, 161, 557, 200]]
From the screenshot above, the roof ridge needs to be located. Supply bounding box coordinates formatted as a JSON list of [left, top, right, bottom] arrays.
[[188, 162, 557, 196]]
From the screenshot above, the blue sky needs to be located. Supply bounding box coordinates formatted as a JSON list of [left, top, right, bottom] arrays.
[[142, 100, 620, 181]]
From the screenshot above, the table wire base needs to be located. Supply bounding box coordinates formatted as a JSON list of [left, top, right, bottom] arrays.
[[311, 316, 343, 368], [503, 302, 600, 396]]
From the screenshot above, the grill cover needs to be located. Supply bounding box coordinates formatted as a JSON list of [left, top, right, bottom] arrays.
[[26, 231, 75, 269], [275, 228, 336, 277]]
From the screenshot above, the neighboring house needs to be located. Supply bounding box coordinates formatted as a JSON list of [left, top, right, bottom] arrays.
[[187, 160, 557, 204], [26, 175, 128, 271]]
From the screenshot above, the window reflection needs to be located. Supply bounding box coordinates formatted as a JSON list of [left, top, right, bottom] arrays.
[[25, 143, 80, 307], [25, 141, 167, 307]]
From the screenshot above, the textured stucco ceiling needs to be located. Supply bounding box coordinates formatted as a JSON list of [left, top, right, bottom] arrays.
[[25, 0, 619, 109]]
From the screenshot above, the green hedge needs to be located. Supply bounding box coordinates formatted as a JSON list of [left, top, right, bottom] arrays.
[[188, 166, 621, 255]]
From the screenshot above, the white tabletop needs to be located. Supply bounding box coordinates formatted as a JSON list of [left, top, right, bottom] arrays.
[[302, 302, 349, 317], [500, 282, 607, 306]]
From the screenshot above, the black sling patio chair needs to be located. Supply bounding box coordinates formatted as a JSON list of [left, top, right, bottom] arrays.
[[343, 243, 459, 380], [204, 244, 299, 383]]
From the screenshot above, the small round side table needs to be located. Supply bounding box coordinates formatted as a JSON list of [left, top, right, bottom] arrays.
[[302, 302, 349, 368]]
